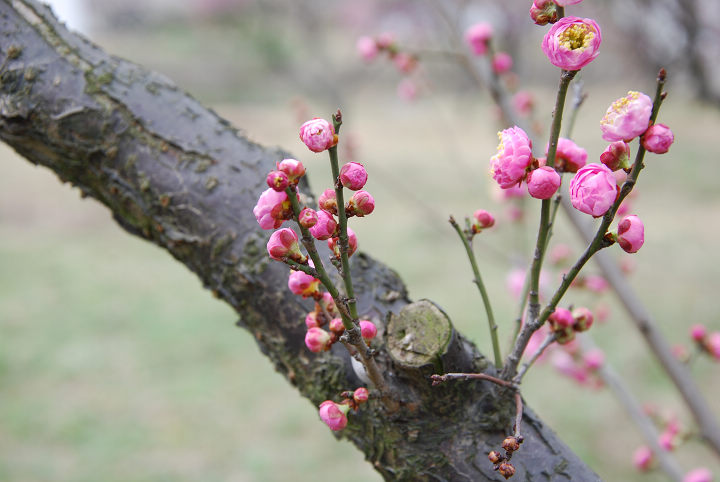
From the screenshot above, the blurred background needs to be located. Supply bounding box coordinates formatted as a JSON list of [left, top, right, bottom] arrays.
[[2, 0, 720, 480]]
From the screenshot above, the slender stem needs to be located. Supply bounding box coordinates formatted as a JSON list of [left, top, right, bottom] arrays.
[[513, 392, 523, 439], [514, 333, 556, 384], [449, 216, 502, 368], [582, 336, 684, 481], [430, 372, 515, 388], [328, 113, 360, 323]]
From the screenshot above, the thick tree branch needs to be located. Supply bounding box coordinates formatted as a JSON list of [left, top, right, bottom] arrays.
[[0, 1, 599, 479]]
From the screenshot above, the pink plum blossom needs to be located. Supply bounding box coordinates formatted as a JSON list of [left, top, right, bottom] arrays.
[[465, 23, 493, 56], [513, 91, 535, 117], [299, 118, 336, 153], [305, 311, 319, 329], [572, 307, 594, 332], [527, 166, 561, 199], [690, 324, 707, 342], [569, 163, 618, 217], [347, 190, 375, 217], [253, 188, 292, 230], [328, 227, 358, 258], [329, 318, 345, 334], [356, 36, 378, 61], [643, 123, 674, 154], [397, 78, 418, 102], [549, 137, 587, 173], [353, 387, 369, 404], [393, 53, 417, 74], [549, 307, 575, 329], [277, 158, 306, 181], [541, 16, 602, 71], [490, 126, 533, 189], [360, 320, 377, 341], [309, 210, 337, 240], [549, 244, 572, 265], [600, 141, 631, 171], [617, 215, 645, 253], [683, 468, 713, 482], [319, 292, 337, 315], [706, 332, 720, 359], [318, 188, 337, 215], [298, 207, 318, 229], [600, 91, 653, 142], [288, 270, 320, 297], [339, 162, 368, 190], [267, 228, 305, 262], [633, 446, 654, 471], [305, 327, 331, 353], [376, 32, 395, 49], [266, 170, 289, 192], [318, 400, 349, 431], [584, 275, 609, 293], [492, 52, 513, 74], [583, 348, 604, 370], [551, 351, 586, 383], [473, 209, 495, 230]]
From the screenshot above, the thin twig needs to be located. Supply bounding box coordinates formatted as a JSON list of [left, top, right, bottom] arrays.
[[430, 372, 516, 388], [514, 333, 556, 384]]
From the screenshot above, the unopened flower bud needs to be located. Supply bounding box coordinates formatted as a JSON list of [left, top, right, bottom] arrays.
[[360, 320, 377, 342], [267, 228, 306, 263], [329, 317, 345, 334], [473, 209, 496, 231], [690, 324, 707, 342], [642, 123, 674, 154], [465, 23, 493, 56], [633, 445, 654, 472], [288, 270, 320, 297], [298, 207, 318, 229], [488, 450, 504, 464], [353, 387, 369, 404], [277, 158, 306, 181], [498, 462, 515, 479], [527, 166, 561, 199], [339, 162, 368, 191], [346, 190, 375, 217], [318, 292, 337, 316], [305, 327, 332, 353], [393, 52, 417, 74], [318, 189, 338, 215], [530, 0, 558, 26], [356, 36, 378, 62], [318, 400, 349, 431], [706, 333, 720, 360], [502, 436, 520, 452], [305, 311, 319, 329], [583, 348, 605, 371], [617, 215, 644, 253], [600, 141, 631, 171], [266, 170, 289, 192], [569, 164, 618, 217], [572, 306, 594, 332], [300, 118, 336, 153], [328, 227, 358, 258], [513, 91, 535, 117], [492, 52, 513, 74], [309, 210, 337, 240]]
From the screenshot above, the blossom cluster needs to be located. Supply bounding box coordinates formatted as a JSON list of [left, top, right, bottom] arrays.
[[356, 33, 419, 101], [318, 387, 370, 431]]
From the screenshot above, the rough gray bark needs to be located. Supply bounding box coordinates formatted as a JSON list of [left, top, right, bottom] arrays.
[[0, 1, 599, 480]]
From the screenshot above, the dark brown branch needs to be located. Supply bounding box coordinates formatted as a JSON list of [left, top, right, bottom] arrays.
[[0, 1, 600, 479]]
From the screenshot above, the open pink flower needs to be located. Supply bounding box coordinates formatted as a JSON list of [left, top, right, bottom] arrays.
[[569, 164, 618, 217], [253, 188, 292, 230], [548, 137, 587, 172], [267, 228, 305, 262], [527, 166, 561, 199], [490, 126, 533, 189], [318, 400, 349, 431], [643, 123, 674, 154], [617, 214, 644, 253], [288, 270, 320, 297], [300, 118, 336, 153], [541, 16, 602, 71], [309, 210, 337, 240], [465, 23, 493, 56], [601, 91, 652, 142]]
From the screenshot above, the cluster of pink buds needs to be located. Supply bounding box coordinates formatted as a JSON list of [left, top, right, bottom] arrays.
[[547, 306, 594, 344], [318, 387, 371, 431], [356, 33, 420, 101], [690, 324, 720, 361], [488, 436, 524, 479]]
